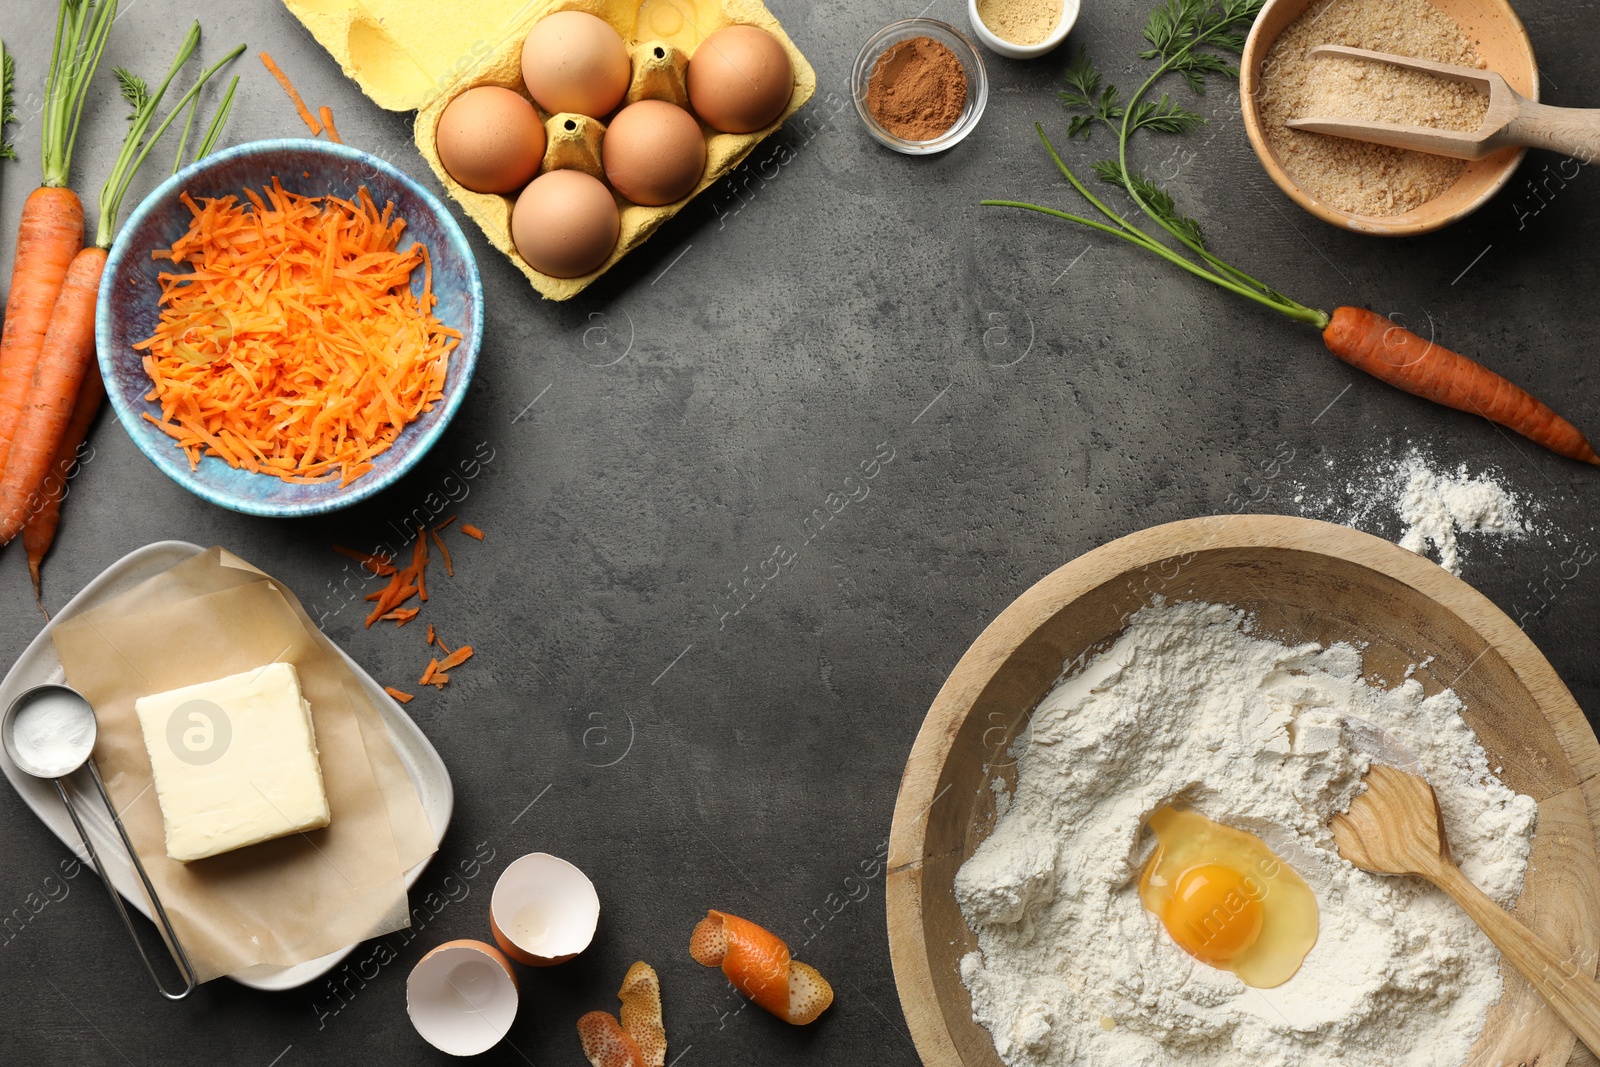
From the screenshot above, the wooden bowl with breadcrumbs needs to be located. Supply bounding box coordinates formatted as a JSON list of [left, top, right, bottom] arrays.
[[1240, 0, 1536, 235]]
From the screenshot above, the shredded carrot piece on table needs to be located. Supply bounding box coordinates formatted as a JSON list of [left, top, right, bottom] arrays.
[[134, 179, 459, 487], [385, 686, 414, 704], [437, 645, 473, 671], [382, 607, 420, 624], [430, 527, 453, 576], [426, 623, 435, 645], [433, 515, 457, 532], [420, 659, 439, 685], [462, 523, 484, 540], [318, 105, 342, 144], [412, 527, 429, 601], [259, 53, 323, 136]]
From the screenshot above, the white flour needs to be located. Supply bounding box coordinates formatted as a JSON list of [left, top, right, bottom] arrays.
[[1290, 449, 1526, 576], [1394, 457, 1523, 575], [955, 600, 1536, 1067]]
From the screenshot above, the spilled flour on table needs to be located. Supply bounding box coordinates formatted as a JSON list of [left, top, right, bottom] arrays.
[[1291, 448, 1527, 575], [955, 600, 1536, 1067], [1393, 456, 1523, 574]]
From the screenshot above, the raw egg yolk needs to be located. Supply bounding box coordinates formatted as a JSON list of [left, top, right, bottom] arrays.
[[1163, 863, 1264, 963], [1138, 806, 1318, 988]]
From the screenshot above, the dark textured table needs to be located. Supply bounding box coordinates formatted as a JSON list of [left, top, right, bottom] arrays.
[[1, 1, 1596, 1064]]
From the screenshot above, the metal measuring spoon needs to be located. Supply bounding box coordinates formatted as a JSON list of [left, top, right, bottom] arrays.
[[2, 684, 195, 1000]]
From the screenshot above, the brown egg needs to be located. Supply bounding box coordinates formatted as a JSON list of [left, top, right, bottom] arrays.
[[512, 170, 620, 279], [521, 11, 631, 119], [602, 101, 707, 206], [435, 87, 546, 194], [686, 25, 793, 134]]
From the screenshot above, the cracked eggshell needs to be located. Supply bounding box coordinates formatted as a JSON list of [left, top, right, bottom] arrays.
[[406, 940, 519, 1056], [489, 853, 601, 966]]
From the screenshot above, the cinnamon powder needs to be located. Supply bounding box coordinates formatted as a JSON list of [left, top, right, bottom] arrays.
[[865, 36, 967, 142]]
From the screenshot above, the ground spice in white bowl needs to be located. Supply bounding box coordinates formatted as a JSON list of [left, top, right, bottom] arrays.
[[976, 0, 1062, 45], [1258, 0, 1491, 216]]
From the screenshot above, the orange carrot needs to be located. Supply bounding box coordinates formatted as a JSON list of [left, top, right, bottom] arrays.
[[437, 644, 473, 671], [0, 189, 84, 476], [384, 686, 414, 704], [462, 523, 485, 540], [0, 247, 106, 540], [1323, 307, 1600, 465], [434, 515, 457, 532], [381, 607, 419, 624], [426, 623, 436, 645], [419, 659, 440, 686], [259, 52, 322, 136], [0, 0, 114, 476], [135, 181, 457, 486], [412, 527, 429, 602], [430, 527, 454, 575], [0, 26, 241, 543], [24, 365, 104, 606], [333, 544, 396, 575], [318, 105, 342, 144]]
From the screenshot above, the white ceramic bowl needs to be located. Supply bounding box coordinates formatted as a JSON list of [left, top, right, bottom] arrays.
[[966, 0, 1079, 59]]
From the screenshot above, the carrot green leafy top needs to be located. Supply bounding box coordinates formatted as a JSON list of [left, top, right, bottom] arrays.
[[985, 0, 1331, 330]]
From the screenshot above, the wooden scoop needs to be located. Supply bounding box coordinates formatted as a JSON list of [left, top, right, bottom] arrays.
[[1332, 762, 1600, 1054], [1286, 45, 1600, 163]]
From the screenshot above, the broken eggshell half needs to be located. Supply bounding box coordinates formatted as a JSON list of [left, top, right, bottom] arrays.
[[490, 852, 601, 966], [406, 939, 520, 1056]]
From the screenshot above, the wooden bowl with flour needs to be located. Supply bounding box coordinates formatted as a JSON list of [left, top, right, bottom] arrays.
[[887, 515, 1600, 1067]]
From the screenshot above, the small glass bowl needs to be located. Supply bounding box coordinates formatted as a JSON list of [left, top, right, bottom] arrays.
[[852, 19, 989, 155]]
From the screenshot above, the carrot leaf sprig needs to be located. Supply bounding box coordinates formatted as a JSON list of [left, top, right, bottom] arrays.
[[42, 0, 118, 186], [96, 24, 244, 247], [986, 0, 1329, 329], [0, 41, 16, 161]]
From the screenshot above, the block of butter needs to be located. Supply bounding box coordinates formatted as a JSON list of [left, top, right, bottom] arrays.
[[134, 663, 330, 863]]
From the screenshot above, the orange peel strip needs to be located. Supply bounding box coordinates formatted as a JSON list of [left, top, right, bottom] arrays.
[[689, 911, 833, 1025], [577, 1011, 644, 1067], [618, 962, 666, 1067]]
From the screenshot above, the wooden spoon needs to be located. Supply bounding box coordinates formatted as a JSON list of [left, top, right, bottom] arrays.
[[1285, 45, 1600, 163], [1332, 763, 1600, 1054]]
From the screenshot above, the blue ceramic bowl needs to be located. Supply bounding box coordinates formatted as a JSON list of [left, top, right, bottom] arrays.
[[97, 139, 483, 518]]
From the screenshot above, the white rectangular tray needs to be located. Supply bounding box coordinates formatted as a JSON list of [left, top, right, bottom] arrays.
[[0, 541, 453, 991]]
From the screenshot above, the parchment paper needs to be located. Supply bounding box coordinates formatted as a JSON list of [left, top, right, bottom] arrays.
[[51, 548, 436, 983]]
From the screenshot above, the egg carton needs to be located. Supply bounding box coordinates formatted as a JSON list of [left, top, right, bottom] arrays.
[[281, 0, 818, 300]]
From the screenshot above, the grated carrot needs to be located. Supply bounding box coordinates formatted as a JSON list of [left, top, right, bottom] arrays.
[[134, 179, 458, 487], [426, 623, 435, 645], [427, 672, 449, 688], [259, 53, 323, 136], [382, 607, 420, 624], [385, 686, 414, 704], [318, 105, 342, 144], [419, 659, 439, 685], [412, 526, 429, 602], [429, 527, 453, 576], [437, 645, 473, 671], [462, 523, 484, 540], [433, 515, 457, 532]]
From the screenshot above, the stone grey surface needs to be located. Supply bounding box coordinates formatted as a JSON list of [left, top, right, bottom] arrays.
[[0, 0, 1597, 1064]]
